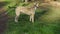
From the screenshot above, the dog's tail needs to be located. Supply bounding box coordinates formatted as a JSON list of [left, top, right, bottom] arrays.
[[4, 6, 16, 14]]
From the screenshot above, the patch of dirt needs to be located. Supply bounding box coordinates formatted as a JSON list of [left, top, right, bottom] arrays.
[[0, 11, 9, 34], [0, 2, 8, 8], [0, 2, 9, 34]]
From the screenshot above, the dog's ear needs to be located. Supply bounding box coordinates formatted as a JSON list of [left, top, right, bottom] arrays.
[[34, 2, 39, 5], [34, 2, 39, 7], [34, 2, 37, 5]]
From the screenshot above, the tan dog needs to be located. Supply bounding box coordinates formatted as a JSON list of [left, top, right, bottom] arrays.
[[15, 3, 39, 23]]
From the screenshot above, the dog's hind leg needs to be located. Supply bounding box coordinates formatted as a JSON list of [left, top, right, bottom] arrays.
[[15, 9, 20, 22]]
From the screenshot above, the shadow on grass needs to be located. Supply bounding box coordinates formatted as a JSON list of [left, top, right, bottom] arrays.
[[0, 13, 8, 34], [35, 7, 50, 21], [0, 2, 9, 8], [0, 1, 10, 34]]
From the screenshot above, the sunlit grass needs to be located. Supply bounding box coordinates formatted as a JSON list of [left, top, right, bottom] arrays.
[[39, 7, 60, 23]]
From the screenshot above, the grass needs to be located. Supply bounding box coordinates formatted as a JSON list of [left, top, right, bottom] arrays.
[[4, 6, 60, 34], [0, 0, 60, 34]]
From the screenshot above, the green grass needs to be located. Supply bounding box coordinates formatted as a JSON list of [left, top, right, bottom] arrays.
[[4, 6, 60, 34]]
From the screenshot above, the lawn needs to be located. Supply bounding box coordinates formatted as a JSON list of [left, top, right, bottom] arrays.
[[0, 0, 60, 34]]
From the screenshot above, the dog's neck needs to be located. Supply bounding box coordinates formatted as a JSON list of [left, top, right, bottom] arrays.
[[32, 5, 38, 10]]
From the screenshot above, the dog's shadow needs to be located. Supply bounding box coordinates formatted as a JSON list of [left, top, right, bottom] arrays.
[[35, 7, 50, 21]]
